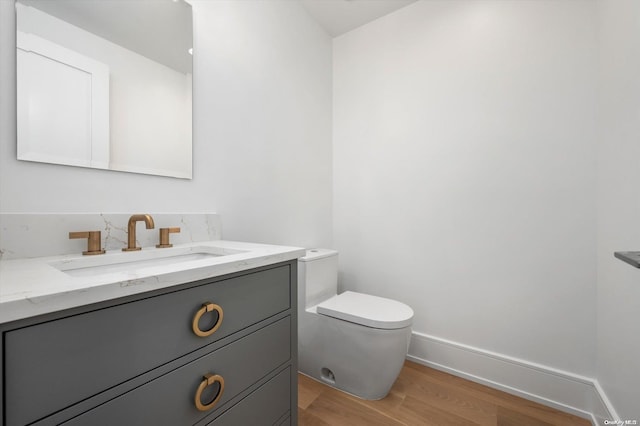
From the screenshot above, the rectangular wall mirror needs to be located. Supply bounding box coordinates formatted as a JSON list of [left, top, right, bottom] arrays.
[[15, 0, 193, 179]]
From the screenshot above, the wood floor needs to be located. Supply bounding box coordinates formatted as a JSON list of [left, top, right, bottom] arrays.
[[298, 361, 591, 426]]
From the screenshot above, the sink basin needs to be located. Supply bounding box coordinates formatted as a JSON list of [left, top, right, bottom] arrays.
[[49, 246, 245, 277]]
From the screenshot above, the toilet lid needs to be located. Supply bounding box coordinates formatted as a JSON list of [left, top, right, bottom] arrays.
[[316, 291, 414, 330]]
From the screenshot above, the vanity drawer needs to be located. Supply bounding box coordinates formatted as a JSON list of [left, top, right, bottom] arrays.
[[61, 317, 291, 426], [207, 367, 290, 426], [4, 264, 291, 426]]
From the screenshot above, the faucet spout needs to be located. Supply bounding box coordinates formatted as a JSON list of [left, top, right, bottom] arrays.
[[123, 214, 155, 251]]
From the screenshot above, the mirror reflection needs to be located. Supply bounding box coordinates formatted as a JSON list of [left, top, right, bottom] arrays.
[[16, 0, 193, 179]]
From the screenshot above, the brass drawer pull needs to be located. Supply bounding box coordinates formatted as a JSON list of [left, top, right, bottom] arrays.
[[194, 373, 225, 411], [192, 303, 224, 337]]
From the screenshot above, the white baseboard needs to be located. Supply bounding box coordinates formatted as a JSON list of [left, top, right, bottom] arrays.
[[407, 331, 619, 425]]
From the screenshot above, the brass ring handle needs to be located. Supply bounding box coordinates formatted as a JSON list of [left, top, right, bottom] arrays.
[[192, 302, 224, 337], [194, 373, 225, 411]]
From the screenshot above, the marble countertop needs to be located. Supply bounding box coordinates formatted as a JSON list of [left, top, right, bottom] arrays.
[[0, 240, 305, 324]]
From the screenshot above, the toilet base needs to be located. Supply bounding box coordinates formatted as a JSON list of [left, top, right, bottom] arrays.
[[298, 309, 411, 400]]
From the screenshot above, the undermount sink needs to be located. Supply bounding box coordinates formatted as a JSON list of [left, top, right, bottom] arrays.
[[49, 246, 245, 277]]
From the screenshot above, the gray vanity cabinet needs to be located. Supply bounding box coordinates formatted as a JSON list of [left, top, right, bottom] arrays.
[[0, 261, 298, 426]]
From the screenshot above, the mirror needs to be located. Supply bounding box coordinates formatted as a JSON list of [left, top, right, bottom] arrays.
[[15, 0, 193, 179]]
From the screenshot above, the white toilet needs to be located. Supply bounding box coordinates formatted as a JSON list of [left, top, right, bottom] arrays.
[[297, 249, 414, 400]]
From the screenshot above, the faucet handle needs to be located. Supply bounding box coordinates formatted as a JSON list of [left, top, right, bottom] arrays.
[[69, 231, 106, 255], [156, 227, 180, 248]]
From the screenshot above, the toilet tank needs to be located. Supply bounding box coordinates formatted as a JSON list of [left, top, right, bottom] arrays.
[[298, 249, 338, 308]]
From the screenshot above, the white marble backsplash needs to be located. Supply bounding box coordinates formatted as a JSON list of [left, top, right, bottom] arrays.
[[0, 213, 221, 260]]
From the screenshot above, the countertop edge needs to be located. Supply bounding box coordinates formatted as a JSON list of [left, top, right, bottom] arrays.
[[0, 241, 305, 324]]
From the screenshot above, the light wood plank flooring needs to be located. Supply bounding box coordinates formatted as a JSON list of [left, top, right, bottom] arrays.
[[298, 361, 591, 426]]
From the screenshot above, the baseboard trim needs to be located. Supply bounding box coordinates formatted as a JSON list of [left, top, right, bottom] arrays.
[[407, 331, 618, 425]]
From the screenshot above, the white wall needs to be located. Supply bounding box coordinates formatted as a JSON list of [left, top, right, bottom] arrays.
[[0, 0, 332, 248], [333, 0, 598, 377], [596, 0, 640, 420], [191, 0, 333, 247]]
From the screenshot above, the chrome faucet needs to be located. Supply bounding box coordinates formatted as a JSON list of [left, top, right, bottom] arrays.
[[123, 214, 155, 251]]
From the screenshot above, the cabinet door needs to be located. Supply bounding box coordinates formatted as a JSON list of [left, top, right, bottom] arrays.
[[208, 368, 291, 426], [4, 265, 291, 426], [62, 317, 291, 426]]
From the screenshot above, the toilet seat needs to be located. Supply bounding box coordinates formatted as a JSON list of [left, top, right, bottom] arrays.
[[316, 291, 413, 330]]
